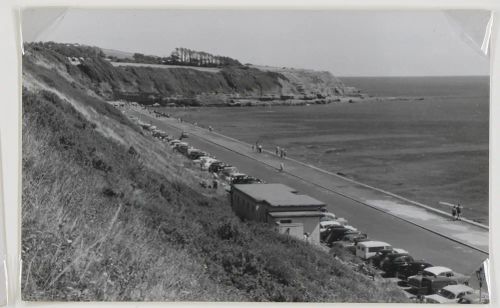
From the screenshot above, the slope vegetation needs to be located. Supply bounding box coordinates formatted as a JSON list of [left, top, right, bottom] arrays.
[[21, 43, 406, 302]]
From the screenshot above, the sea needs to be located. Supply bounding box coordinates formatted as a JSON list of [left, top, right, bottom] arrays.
[[163, 76, 490, 223], [340, 76, 489, 98]]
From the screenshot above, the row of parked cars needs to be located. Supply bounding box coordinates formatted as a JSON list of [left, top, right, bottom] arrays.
[[131, 114, 486, 304], [131, 115, 265, 187], [168, 138, 264, 186], [318, 215, 485, 303]]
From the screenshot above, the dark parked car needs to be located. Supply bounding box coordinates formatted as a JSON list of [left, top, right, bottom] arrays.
[[380, 253, 414, 277], [188, 150, 207, 160], [367, 248, 408, 268], [231, 175, 262, 185], [330, 232, 369, 252], [322, 227, 356, 244], [208, 161, 227, 173], [397, 261, 433, 280], [366, 249, 394, 267]]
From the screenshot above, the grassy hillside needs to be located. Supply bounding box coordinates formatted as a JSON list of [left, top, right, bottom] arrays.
[[21, 44, 407, 302]]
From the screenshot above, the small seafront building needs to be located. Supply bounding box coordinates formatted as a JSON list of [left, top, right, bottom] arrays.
[[230, 183, 326, 244]]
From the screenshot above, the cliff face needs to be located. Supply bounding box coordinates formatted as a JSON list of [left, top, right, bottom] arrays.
[[23, 43, 354, 106]]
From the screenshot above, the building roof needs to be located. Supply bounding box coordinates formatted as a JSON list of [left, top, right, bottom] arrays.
[[269, 211, 324, 218], [232, 183, 325, 207]]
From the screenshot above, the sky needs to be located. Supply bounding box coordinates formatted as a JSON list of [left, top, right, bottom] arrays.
[[22, 8, 491, 77]]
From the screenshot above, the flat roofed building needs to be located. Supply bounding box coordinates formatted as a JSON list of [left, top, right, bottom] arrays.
[[230, 183, 326, 243]]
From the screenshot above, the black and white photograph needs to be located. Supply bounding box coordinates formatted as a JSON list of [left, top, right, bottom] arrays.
[[21, 8, 491, 303]]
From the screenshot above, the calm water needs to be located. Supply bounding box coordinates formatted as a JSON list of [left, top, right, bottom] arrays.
[[163, 76, 490, 222], [341, 76, 489, 98]]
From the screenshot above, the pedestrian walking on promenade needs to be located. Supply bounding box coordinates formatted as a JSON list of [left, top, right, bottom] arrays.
[[451, 205, 457, 220], [258, 144, 263, 153], [456, 203, 462, 220], [282, 148, 287, 158], [276, 146, 280, 156], [279, 162, 284, 172]]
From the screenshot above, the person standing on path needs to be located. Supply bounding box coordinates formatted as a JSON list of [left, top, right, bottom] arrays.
[[456, 203, 462, 220], [282, 148, 287, 158], [276, 146, 280, 156], [451, 205, 457, 220], [258, 144, 263, 153]]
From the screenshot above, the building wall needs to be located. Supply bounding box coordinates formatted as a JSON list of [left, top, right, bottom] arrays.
[[276, 223, 304, 240], [302, 216, 321, 244], [231, 189, 263, 221], [269, 216, 321, 244]]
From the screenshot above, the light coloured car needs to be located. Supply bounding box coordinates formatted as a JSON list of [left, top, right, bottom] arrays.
[[193, 155, 211, 165], [393, 248, 408, 254], [355, 241, 392, 259], [321, 212, 336, 221], [200, 157, 218, 170], [457, 292, 489, 304], [425, 284, 474, 304], [408, 266, 470, 295]]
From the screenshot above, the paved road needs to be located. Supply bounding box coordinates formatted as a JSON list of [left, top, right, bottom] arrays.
[[128, 107, 488, 276]]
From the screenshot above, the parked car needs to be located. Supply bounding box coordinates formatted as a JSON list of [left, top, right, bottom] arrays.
[[380, 253, 414, 277], [180, 131, 189, 138], [321, 226, 355, 243], [457, 292, 489, 304], [173, 141, 187, 149], [208, 161, 227, 173], [397, 260, 433, 280], [330, 232, 369, 251], [188, 150, 207, 160], [355, 241, 392, 260], [425, 284, 474, 304], [231, 175, 262, 185], [175, 143, 190, 155], [200, 157, 217, 170], [320, 220, 343, 233], [321, 212, 336, 221], [169, 139, 181, 146], [220, 166, 239, 180], [408, 266, 470, 295], [368, 248, 408, 268]]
